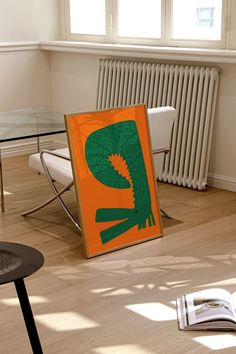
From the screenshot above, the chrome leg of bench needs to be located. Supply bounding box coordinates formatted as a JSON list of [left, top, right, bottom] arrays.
[[40, 151, 81, 232], [0, 146, 4, 213], [160, 207, 172, 219], [22, 182, 73, 216], [49, 181, 81, 231]]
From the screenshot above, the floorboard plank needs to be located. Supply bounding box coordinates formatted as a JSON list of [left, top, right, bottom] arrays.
[[0, 155, 236, 353]]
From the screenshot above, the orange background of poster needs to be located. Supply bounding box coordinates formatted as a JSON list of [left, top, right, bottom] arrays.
[[65, 105, 162, 257]]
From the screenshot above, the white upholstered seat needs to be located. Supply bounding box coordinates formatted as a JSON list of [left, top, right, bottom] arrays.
[[148, 106, 175, 180], [23, 147, 80, 230], [29, 148, 72, 186]]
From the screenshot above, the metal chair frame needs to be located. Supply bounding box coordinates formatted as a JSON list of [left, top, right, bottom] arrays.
[[153, 148, 172, 219], [22, 150, 81, 231], [23, 147, 171, 224]]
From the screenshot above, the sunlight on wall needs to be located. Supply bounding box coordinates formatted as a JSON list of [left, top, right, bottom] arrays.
[[35, 311, 99, 331], [1, 296, 50, 305], [93, 344, 156, 354], [126, 303, 177, 321], [194, 334, 236, 350]]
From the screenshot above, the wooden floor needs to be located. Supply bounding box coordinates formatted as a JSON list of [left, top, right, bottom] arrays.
[[1, 155, 236, 354]]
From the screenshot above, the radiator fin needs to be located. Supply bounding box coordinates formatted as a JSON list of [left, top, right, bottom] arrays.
[[96, 59, 220, 190]]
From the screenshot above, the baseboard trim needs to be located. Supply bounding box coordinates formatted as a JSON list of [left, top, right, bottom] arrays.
[[208, 173, 236, 192], [1, 139, 55, 158]]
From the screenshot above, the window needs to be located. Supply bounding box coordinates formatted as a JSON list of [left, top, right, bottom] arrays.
[[69, 0, 106, 36], [197, 7, 215, 28], [117, 0, 161, 39], [172, 0, 223, 41], [62, 0, 227, 48]]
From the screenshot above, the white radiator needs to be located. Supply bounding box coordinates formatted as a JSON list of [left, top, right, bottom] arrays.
[[96, 59, 220, 190]]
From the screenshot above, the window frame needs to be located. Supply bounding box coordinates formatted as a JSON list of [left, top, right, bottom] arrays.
[[63, 0, 112, 43], [165, 0, 228, 49], [61, 0, 228, 49], [196, 7, 215, 28], [112, 0, 166, 46]]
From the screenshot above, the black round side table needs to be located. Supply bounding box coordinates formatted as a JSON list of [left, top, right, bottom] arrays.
[[0, 241, 44, 354]]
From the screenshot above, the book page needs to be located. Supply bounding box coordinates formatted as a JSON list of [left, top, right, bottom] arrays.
[[185, 288, 235, 325], [230, 291, 236, 312]]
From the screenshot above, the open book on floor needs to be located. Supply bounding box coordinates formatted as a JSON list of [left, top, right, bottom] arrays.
[[176, 288, 236, 331]]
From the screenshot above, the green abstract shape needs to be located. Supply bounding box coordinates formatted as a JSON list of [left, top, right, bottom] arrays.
[[85, 120, 155, 244]]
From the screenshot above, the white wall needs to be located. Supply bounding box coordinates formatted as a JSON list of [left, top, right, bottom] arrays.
[[0, 0, 59, 111], [0, 49, 53, 156], [50, 52, 98, 112], [49, 52, 99, 147], [0, 0, 59, 41], [0, 50, 51, 111], [0, 0, 59, 154]]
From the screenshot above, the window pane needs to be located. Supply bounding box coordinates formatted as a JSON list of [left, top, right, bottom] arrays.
[[69, 0, 106, 35], [118, 0, 161, 38], [172, 0, 223, 40]]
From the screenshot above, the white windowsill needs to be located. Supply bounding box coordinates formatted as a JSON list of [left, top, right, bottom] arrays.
[[40, 41, 236, 64], [2, 40, 236, 63], [0, 41, 40, 52]]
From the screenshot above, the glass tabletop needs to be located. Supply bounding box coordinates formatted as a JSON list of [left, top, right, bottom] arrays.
[[0, 108, 66, 143]]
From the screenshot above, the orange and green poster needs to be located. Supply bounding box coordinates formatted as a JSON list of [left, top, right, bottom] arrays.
[[65, 105, 163, 258]]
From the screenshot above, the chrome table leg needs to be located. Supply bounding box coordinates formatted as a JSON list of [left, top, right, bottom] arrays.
[[0, 147, 4, 213]]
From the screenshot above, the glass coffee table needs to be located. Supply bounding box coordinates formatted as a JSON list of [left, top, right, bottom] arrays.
[[0, 108, 66, 212]]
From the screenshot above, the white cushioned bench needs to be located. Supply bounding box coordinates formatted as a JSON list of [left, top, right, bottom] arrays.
[[29, 148, 73, 187], [24, 147, 81, 230]]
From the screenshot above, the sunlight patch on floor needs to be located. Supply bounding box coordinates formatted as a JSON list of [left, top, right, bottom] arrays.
[[164, 263, 213, 270], [166, 280, 191, 285], [158, 286, 169, 291], [90, 287, 115, 294], [126, 302, 177, 321], [1, 296, 50, 305], [35, 311, 99, 331], [166, 280, 191, 289], [147, 283, 155, 289], [133, 284, 145, 290], [92, 344, 156, 354], [103, 288, 133, 296], [86, 256, 203, 273], [132, 267, 164, 274], [193, 334, 236, 350], [207, 255, 236, 260], [170, 300, 177, 306], [198, 278, 236, 287], [3, 190, 12, 196], [86, 260, 129, 271]]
